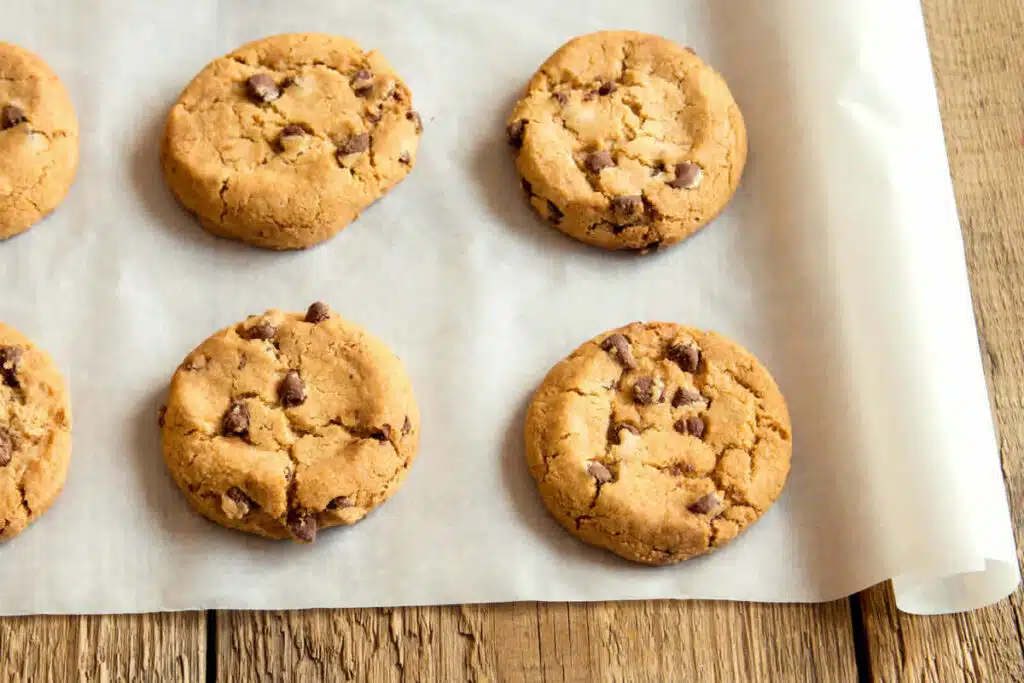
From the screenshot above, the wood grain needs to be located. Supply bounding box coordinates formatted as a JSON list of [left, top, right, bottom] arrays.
[[0, 613, 205, 682], [219, 601, 858, 682], [855, 0, 1024, 680]]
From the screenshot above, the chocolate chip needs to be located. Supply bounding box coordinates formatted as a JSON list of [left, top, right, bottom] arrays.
[[351, 69, 374, 95], [672, 387, 702, 407], [669, 162, 703, 190], [553, 91, 569, 105], [402, 416, 412, 435], [674, 416, 705, 439], [507, 119, 526, 149], [366, 111, 382, 124], [327, 495, 353, 510], [667, 342, 701, 373], [0, 346, 22, 387], [598, 81, 617, 96], [223, 487, 255, 518], [281, 124, 305, 138], [1, 105, 27, 130], [587, 461, 613, 484], [279, 370, 307, 408], [546, 200, 563, 224], [600, 333, 638, 370], [372, 424, 392, 441], [688, 492, 722, 515], [338, 133, 370, 156], [222, 401, 250, 436], [406, 110, 423, 134], [668, 463, 694, 476], [0, 428, 12, 467], [158, 405, 167, 428], [611, 195, 643, 217], [632, 376, 663, 405], [608, 422, 640, 445], [287, 509, 317, 542], [399, 151, 412, 165], [245, 74, 281, 103], [684, 46, 697, 55], [585, 150, 614, 174], [240, 321, 277, 341], [305, 301, 331, 323]]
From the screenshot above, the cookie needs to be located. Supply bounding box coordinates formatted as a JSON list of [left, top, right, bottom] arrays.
[[507, 31, 746, 252], [524, 322, 790, 564], [161, 303, 420, 542], [162, 33, 422, 250], [0, 42, 79, 240], [0, 322, 72, 541]]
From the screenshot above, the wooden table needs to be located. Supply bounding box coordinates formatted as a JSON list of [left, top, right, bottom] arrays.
[[3, 0, 1023, 680]]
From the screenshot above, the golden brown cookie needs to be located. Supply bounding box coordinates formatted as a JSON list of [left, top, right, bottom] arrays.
[[160, 303, 420, 542], [0, 42, 79, 240], [524, 322, 790, 564], [0, 322, 72, 541], [162, 33, 423, 250], [507, 31, 746, 252]]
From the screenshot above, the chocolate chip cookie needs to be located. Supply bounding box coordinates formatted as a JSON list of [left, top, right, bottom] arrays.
[[524, 322, 791, 564], [0, 322, 72, 541], [0, 42, 79, 240], [507, 31, 746, 252], [160, 303, 419, 542], [161, 33, 422, 250]]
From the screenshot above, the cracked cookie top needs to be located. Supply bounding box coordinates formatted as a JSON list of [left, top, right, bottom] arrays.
[[161, 303, 419, 543], [0, 322, 72, 541], [507, 31, 746, 253], [524, 322, 790, 565], [0, 42, 79, 240], [161, 33, 422, 250]]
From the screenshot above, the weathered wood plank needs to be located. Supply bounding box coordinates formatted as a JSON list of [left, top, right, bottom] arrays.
[[219, 601, 858, 682], [0, 613, 206, 682]]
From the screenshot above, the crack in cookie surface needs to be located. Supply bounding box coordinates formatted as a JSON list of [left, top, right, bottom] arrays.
[[161, 304, 419, 543], [507, 30, 746, 252], [0, 322, 72, 541], [0, 42, 80, 240], [524, 321, 791, 565], [161, 33, 422, 250]]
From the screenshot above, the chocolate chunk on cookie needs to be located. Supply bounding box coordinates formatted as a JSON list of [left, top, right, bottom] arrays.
[[0, 42, 80, 240], [0, 322, 72, 541], [506, 31, 746, 252], [161, 305, 420, 543], [524, 321, 791, 565], [161, 33, 422, 250]]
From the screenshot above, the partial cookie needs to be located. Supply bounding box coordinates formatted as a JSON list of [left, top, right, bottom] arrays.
[[507, 31, 746, 252], [162, 33, 423, 250], [525, 322, 790, 564], [0, 322, 72, 541], [0, 43, 79, 240], [161, 303, 420, 542]]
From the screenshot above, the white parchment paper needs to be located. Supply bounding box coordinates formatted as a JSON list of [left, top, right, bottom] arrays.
[[0, 0, 1017, 616]]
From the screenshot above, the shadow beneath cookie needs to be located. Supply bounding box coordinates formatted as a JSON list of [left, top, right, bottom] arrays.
[[130, 103, 264, 257], [499, 392, 638, 569], [131, 384, 207, 536]]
